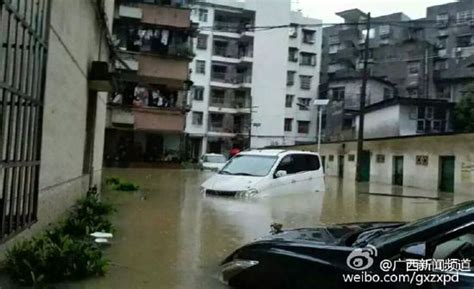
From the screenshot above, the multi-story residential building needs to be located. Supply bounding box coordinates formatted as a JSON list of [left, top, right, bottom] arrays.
[[105, 0, 195, 166], [186, 0, 322, 158], [425, 0, 474, 104], [0, 0, 112, 246], [320, 8, 456, 142]]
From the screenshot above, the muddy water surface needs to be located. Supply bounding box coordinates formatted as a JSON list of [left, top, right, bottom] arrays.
[[64, 168, 455, 289]]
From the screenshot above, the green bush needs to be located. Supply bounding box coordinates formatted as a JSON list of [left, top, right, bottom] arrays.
[[4, 194, 114, 286], [114, 181, 139, 191], [105, 177, 139, 191]]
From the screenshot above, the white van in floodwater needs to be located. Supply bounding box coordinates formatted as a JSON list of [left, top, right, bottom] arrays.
[[200, 150, 325, 197]]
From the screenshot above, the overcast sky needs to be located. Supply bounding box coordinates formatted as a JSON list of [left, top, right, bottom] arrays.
[[293, 0, 453, 23]]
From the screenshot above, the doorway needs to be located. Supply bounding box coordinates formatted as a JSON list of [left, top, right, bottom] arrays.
[[360, 150, 371, 182], [439, 156, 455, 192], [393, 156, 404, 186], [338, 155, 344, 178]]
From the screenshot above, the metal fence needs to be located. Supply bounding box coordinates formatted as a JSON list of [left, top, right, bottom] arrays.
[[0, 0, 50, 241]]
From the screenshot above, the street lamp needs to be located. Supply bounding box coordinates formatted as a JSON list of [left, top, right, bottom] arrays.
[[313, 99, 329, 152]]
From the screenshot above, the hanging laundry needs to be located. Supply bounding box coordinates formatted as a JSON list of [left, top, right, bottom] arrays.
[[161, 29, 169, 45]]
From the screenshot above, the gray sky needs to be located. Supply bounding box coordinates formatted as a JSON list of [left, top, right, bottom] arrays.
[[293, 0, 453, 23]]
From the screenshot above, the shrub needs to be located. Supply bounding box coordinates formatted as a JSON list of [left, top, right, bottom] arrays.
[[4, 193, 114, 286], [105, 177, 139, 191]]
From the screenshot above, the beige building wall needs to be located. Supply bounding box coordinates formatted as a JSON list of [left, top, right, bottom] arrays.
[[1, 0, 114, 250], [292, 133, 474, 204]]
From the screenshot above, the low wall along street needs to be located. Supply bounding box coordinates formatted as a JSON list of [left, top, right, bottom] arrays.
[[288, 133, 474, 202]]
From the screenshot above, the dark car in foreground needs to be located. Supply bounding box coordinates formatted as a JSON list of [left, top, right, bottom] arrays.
[[220, 201, 474, 289]]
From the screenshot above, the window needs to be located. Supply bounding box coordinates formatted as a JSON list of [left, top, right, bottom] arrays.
[[299, 75, 312, 90], [196, 60, 205, 74], [198, 9, 208, 22], [300, 52, 316, 66], [361, 28, 375, 40], [379, 25, 390, 36], [407, 62, 420, 75], [437, 86, 450, 99], [456, 35, 472, 48], [192, 112, 203, 125], [197, 34, 208, 49], [408, 88, 418, 98], [289, 24, 298, 38], [211, 90, 225, 105], [432, 230, 474, 262], [276, 154, 320, 174], [284, 118, 292, 132], [332, 87, 345, 101], [193, 86, 204, 101], [287, 71, 296, 86], [436, 13, 449, 23], [416, 155, 429, 166], [329, 44, 339, 54], [302, 29, 315, 44], [328, 35, 339, 44], [383, 88, 392, 100], [435, 60, 448, 71], [297, 121, 310, 134], [288, 47, 298, 62], [456, 10, 472, 25], [348, 154, 355, 162], [376, 154, 385, 163], [285, 94, 294, 108], [298, 98, 311, 111]]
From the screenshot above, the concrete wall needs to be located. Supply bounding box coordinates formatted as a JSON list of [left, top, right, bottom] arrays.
[[355, 105, 400, 138], [291, 133, 474, 203], [2, 0, 113, 249]]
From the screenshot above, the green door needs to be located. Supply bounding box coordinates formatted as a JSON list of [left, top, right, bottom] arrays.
[[439, 156, 455, 193], [360, 150, 371, 182], [393, 156, 403, 186]]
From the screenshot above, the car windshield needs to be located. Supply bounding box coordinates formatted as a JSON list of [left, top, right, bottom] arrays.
[[219, 155, 278, 177], [368, 202, 474, 245], [203, 155, 227, 163]]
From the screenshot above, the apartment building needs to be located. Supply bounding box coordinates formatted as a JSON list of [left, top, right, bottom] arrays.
[[186, 0, 322, 158], [425, 0, 474, 103], [320, 8, 458, 142], [105, 0, 195, 167], [0, 0, 112, 246]]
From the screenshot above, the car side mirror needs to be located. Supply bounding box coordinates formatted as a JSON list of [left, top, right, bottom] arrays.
[[400, 242, 427, 259], [275, 170, 287, 178]]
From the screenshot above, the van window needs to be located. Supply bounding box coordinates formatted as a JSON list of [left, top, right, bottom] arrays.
[[276, 154, 320, 174]]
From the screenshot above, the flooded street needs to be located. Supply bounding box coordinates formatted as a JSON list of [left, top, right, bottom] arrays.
[[66, 168, 456, 289]]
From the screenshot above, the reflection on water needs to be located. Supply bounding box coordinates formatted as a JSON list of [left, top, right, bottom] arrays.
[[63, 169, 455, 289]]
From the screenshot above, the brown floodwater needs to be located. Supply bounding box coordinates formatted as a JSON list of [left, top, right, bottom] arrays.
[[61, 168, 457, 289]]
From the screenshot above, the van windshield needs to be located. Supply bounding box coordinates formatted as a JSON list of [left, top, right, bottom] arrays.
[[219, 155, 278, 177]]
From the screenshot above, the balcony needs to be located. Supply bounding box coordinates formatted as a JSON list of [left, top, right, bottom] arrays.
[[208, 91, 251, 113], [137, 54, 189, 87], [213, 21, 254, 39], [212, 45, 253, 63], [134, 107, 185, 133], [208, 114, 250, 137], [107, 105, 185, 133], [139, 4, 191, 29], [210, 72, 252, 89]]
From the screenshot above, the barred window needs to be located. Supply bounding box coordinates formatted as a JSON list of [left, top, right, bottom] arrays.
[[416, 155, 429, 166]]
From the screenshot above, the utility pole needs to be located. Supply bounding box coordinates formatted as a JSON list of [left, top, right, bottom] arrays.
[[356, 13, 371, 182]]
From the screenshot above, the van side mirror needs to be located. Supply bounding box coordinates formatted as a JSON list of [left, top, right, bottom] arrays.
[[400, 242, 427, 259], [275, 170, 287, 178]]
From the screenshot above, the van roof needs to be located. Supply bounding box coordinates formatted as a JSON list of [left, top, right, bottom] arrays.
[[239, 149, 319, 157]]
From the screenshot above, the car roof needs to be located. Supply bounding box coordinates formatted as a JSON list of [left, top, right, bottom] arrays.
[[239, 149, 319, 157], [203, 153, 225, 156]]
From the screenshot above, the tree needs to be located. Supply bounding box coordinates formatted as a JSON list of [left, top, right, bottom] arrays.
[[453, 83, 474, 132]]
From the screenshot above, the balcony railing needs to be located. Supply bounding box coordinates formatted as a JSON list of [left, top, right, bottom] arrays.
[[213, 46, 253, 59], [211, 72, 252, 84], [208, 123, 249, 134], [209, 98, 250, 109]]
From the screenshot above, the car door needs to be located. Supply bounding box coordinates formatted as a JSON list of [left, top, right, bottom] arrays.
[[302, 154, 325, 193], [268, 154, 303, 195]]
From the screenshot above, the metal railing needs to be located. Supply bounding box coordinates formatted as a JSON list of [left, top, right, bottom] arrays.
[[211, 72, 252, 84], [0, 0, 50, 240]]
